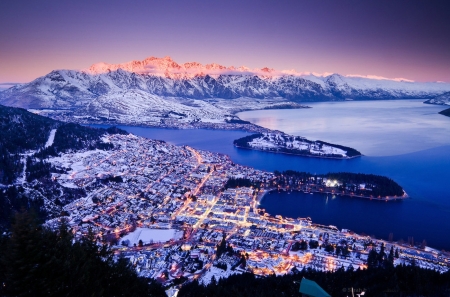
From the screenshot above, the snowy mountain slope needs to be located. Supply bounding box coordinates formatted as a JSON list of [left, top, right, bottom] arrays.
[[81, 89, 230, 123], [83, 56, 450, 98], [424, 91, 450, 105], [1, 56, 450, 125]]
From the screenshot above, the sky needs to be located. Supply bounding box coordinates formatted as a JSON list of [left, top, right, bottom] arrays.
[[1, 0, 449, 85]]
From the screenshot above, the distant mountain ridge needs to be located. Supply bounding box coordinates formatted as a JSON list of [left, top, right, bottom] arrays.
[[1, 56, 449, 125], [424, 91, 450, 105]]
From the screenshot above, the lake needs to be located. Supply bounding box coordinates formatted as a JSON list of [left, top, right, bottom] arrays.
[[91, 99, 450, 250], [238, 99, 450, 156]]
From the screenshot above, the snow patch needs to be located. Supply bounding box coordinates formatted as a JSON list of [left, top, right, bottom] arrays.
[[120, 228, 183, 247], [45, 129, 57, 148]]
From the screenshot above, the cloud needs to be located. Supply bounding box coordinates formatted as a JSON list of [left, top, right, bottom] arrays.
[[346, 74, 415, 82], [0, 82, 21, 90], [141, 64, 263, 76], [0, 82, 20, 86], [139, 63, 340, 78]]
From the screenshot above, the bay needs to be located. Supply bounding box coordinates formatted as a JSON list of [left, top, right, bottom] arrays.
[[91, 99, 450, 250]]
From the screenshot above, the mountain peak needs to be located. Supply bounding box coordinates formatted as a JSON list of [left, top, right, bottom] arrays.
[[79, 56, 446, 85], [85, 56, 284, 78], [2, 58, 450, 112]]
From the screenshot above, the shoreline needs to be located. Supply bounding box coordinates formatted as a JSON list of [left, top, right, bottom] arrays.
[[234, 144, 362, 160], [81, 119, 276, 134], [255, 188, 273, 205], [49, 102, 367, 160], [258, 188, 408, 203], [39, 102, 309, 135], [87, 123, 265, 134]]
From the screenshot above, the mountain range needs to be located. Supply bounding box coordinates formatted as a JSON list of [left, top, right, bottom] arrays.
[[1, 56, 450, 125]]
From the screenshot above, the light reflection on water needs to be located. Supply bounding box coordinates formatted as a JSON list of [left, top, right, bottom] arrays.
[[238, 99, 450, 156], [90, 99, 450, 249]]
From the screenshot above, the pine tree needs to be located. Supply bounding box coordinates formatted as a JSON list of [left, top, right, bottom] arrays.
[[0, 211, 166, 297], [387, 246, 394, 267], [378, 242, 386, 263], [421, 239, 427, 249], [216, 233, 227, 258], [367, 248, 379, 269], [2, 209, 42, 296]]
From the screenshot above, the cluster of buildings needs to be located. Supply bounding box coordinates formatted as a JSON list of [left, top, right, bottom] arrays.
[[44, 133, 450, 292]]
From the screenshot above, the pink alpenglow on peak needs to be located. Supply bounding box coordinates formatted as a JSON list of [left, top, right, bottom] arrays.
[[85, 56, 424, 84], [84, 56, 358, 80], [346, 74, 415, 83], [2, 54, 450, 112], [86, 56, 276, 78]]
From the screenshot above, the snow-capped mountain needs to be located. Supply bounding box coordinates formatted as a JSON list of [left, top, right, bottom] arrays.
[[1, 56, 449, 124]]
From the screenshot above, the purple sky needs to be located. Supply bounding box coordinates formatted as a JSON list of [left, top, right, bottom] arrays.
[[1, 0, 449, 84]]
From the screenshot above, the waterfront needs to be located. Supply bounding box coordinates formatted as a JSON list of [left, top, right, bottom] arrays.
[[91, 99, 450, 249]]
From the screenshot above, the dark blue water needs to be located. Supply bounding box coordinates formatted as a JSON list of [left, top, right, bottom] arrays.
[[92, 125, 450, 250]]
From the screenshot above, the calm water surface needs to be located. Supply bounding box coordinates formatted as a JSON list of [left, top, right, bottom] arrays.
[[91, 100, 450, 249], [238, 99, 450, 156]]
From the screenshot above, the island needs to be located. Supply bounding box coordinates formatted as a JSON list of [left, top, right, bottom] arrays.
[[234, 132, 362, 159]]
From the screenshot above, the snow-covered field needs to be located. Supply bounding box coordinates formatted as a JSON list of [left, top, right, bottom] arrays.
[[49, 149, 110, 188], [246, 133, 350, 158], [121, 228, 183, 246], [200, 266, 240, 285]]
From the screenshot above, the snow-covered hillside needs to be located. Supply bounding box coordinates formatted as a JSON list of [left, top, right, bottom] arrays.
[[424, 91, 450, 105], [1, 56, 449, 125], [234, 133, 362, 159]]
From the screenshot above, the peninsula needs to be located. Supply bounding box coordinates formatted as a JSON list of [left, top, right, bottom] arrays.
[[269, 170, 408, 201], [234, 132, 362, 159], [438, 107, 450, 117]]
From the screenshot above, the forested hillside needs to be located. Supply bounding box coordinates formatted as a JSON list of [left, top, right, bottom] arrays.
[[0, 211, 166, 297], [0, 104, 128, 232], [274, 171, 404, 197], [0, 105, 56, 183], [178, 264, 450, 297]]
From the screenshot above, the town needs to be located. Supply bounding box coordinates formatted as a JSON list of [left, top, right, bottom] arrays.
[[44, 133, 450, 295]]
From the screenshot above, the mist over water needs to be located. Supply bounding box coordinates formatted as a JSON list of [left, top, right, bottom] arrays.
[[91, 99, 450, 249]]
